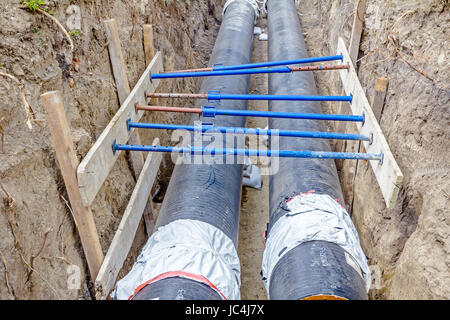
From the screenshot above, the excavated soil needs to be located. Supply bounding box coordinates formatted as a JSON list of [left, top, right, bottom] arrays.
[[0, 0, 222, 299], [238, 17, 269, 300]]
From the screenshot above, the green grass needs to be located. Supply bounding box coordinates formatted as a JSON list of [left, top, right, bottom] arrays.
[[68, 29, 81, 38], [22, 0, 46, 12]]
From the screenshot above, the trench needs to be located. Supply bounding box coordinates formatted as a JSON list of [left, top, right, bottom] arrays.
[[238, 16, 269, 300], [114, 0, 369, 301], [1, 0, 448, 301]]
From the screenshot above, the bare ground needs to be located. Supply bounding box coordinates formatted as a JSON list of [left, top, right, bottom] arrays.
[[238, 16, 269, 300]]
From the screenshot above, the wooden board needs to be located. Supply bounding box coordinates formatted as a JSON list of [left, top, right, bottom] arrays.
[[40, 91, 104, 280], [95, 138, 162, 300], [370, 77, 388, 122], [143, 24, 155, 66], [105, 18, 145, 177], [104, 19, 131, 104], [337, 37, 403, 208], [348, 0, 367, 67], [105, 18, 156, 236], [77, 52, 163, 206]]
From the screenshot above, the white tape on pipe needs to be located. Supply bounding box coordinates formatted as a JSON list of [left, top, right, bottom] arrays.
[[262, 193, 371, 295], [223, 0, 260, 18], [112, 219, 241, 300]]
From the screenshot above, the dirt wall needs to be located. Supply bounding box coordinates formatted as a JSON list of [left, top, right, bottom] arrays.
[[0, 0, 222, 299], [298, 0, 449, 299]]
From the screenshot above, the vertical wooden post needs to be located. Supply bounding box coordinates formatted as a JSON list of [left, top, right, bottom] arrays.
[[40, 91, 103, 281], [104, 18, 145, 176], [335, 0, 368, 152], [336, 0, 367, 211], [104, 18, 156, 236], [142, 23, 157, 234], [370, 77, 388, 122], [104, 19, 131, 104], [348, 0, 367, 67], [143, 24, 155, 66]]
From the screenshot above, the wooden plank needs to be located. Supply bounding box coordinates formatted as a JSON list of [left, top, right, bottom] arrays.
[[142, 23, 157, 236], [336, 1, 367, 209], [337, 37, 403, 208], [40, 91, 104, 281], [335, 0, 367, 153], [77, 52, 163, 207], [341, 78, 388, 213], [143, 24, 155, 66], [370, 77, 388, 122], [105, 19, 156, 236], [104, 19, 131, 104], [141, 196, 156, 236], [95, 138, 162, 300], [105, 18, 145, 177], [348, 0, 367, 67]]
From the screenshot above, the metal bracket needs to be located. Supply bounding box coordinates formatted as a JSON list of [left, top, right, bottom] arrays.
[[208, 90, 221, 103]]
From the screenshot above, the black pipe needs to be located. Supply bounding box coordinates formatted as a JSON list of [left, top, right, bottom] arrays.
[[131, 0, 256, 300], [133, 278, 223, 300], [265, 0, 368, 300]]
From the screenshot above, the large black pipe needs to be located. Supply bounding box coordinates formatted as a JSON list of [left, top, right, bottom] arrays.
[[265, 0, 368, 300], [131, 0, 256, 300]]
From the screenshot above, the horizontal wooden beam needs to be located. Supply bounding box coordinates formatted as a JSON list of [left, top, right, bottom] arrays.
[[95, 138, 162, 300], [77, 52, 163, 206], [337, 37, 403, 208]]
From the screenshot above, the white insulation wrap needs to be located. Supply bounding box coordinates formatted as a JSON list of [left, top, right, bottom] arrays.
[[112, 219, 241, 300], [261, 193, 371, 293], [223, 0, 260, 19]]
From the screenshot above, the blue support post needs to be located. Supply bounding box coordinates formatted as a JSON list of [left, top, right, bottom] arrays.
[[206, 93, 352, 102], [126, 121, 371, 141], [151, 66, 292, 79], [212, 54, 343, 70], [112, 141, 383, 162], [201, 106, 364, 122]]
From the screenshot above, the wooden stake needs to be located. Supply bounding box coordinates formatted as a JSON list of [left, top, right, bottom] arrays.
[[348, 0, 367, 68], [335, 0, 367, 153], [103, 19, 159, 236], [370, 77, 388, 122], [40, 91, 103, 281], [143, 24, 155, 67], [104, 19, 131, 104], [104, 18, 145, 177], [142, 23, 157, 233]]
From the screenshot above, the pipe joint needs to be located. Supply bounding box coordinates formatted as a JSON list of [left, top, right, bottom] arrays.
[[126, 118, 131, 132], [208, 90, 221, 102], [202, 106, 217, 117], [112, 139, 118, 155]]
